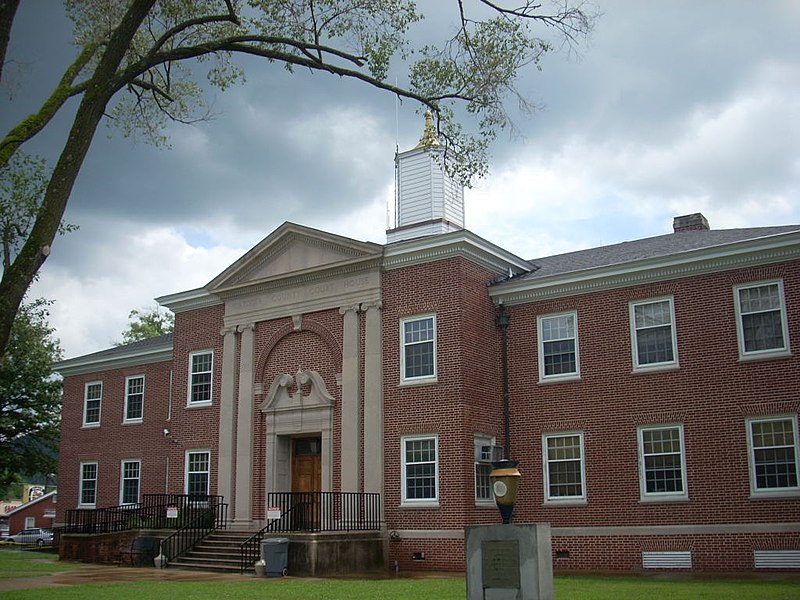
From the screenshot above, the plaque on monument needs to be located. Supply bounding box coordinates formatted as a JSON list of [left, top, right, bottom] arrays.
[[482, 540, 520, 589], [466, 523, 554, 600]]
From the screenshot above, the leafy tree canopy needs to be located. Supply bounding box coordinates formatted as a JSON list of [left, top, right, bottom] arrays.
[[0, 298, 62, 491], [117, 306, 175, 345], [0, 0, 595, 362]]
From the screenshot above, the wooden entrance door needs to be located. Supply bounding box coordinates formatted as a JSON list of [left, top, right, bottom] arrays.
[[291, 437, 321, 529]]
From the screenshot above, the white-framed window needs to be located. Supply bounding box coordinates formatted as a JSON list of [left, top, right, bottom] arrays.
[[734, 280, 790, 359], [401, 434, 438, 505], [124, 375, 144, 423], [746, 415, 799, 496], [188, 351, 213, 405], [538, 312, 580, 381], [83, 381, 102, 427], [474, 436, 498, 504], [543, 432, 585, 502], [185, 450, 211, 500], [120, 459, 141, 505], [79, 461, 98, 507], [630, 298, 678, 370], [637, 424, 688, 501], [400, 315, 437, 383]]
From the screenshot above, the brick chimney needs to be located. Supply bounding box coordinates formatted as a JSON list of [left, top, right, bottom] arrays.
[[673, 213, 710, 232]]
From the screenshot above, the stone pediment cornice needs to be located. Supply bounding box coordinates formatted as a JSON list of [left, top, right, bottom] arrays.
[[207, 222, 383, 294]]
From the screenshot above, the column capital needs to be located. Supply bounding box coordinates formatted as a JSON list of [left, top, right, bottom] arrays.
[[220, 325, 237, 337], [236, 323, 255, 334], [362, 300, 383, 312], [339, 304, 361, 316]]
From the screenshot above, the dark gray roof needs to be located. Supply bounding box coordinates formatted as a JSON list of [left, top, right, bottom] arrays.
[[58, 333, 173, 366], [517, 225, 800, 281]]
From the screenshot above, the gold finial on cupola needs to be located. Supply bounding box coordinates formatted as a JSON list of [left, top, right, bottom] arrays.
[[415, 109, 441, 149]]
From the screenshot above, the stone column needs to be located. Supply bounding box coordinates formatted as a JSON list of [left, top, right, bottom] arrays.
[[217, 326, 238, 509], [339, 305, 361, 492], [362, 302, 384, 500], [233, 323, 255, 527]]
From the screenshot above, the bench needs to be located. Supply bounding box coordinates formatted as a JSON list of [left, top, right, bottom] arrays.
[[118, 536, 160, 567]]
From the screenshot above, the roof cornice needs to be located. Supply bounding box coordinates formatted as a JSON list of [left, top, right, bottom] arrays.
[[54, 343, 173, 377], [156, 287, 222, 313], [383, 229, 532, 275], [490, 231, 800, 305]]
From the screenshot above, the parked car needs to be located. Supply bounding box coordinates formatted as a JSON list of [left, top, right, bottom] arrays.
[[7, 528, 53, 546]]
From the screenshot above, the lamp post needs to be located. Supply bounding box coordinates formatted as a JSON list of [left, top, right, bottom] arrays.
[[490, 459, 521, 524]]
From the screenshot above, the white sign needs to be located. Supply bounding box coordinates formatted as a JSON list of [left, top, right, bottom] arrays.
[[267, 507, 282, 520], [166, 507, 179, 519]]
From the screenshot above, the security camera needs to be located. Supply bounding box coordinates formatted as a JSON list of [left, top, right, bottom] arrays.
[[163, 428, 170, 437]]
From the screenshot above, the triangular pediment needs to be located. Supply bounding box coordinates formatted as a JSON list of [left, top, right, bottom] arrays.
[[207, 222, 383, 293]]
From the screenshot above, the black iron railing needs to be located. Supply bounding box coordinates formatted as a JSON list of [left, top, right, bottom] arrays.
[[239, 492, 381, 574], [158, 498, 228, 568], [62, 494, 225, 535]]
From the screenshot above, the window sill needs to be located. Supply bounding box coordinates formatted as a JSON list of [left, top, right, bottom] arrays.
[[400, 502, 440, 509], [475, 501, 496, 509], [186, 401, 213, 409], [749, 489, 800, 500], [639, 495, 689, 504], [632, 363, 679, 375], [739, 350, 792, 363], [81, 423, 100, 429], [543, 499, 587, 507], [538, 375, 582, 385], [398, 377, 438, 388], [122, 419, 143, 425]]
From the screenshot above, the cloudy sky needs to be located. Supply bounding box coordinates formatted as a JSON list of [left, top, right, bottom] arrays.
[[3, 1, 799, 358]]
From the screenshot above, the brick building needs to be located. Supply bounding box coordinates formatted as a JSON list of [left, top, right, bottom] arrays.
[[55, 116, 800, 573]]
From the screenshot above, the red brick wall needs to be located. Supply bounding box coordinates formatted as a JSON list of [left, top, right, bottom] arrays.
[[57, 358, 174, 519], [382, 257, 506, 570], [506, 261, 800, 530]]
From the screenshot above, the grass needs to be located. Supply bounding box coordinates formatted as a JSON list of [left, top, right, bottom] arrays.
[[1, 548, 799, 599], [0, 547, 78, 579]]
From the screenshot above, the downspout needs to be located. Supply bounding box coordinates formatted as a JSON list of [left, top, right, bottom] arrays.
[[497, 303, 511, 459]]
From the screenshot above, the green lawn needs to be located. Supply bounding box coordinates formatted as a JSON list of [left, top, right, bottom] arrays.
[[0, 547, 78, 579], [1, 549, 799, 599]]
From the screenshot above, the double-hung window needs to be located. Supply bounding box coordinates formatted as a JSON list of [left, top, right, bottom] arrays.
[[638, 425, 687, 500], [188, 351, 213, 405], [186, 450, 211, 500], [630, 298, 678, 370], [83, 382, 102, 427], [474, 436, 497, 504], [400, 315, 436, 383], [747, 416, 799, 496], [538, 312, 580, 381], [124, 375, 144, 423], [79, 461, 98, 506], [401, 435, 438, 505], [734, 281, 790, 359], [120, 460, 141, 505], [543, 432, 585, 502]]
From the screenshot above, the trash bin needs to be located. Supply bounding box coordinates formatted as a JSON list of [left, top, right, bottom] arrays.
[[261, 537, 289, 577]]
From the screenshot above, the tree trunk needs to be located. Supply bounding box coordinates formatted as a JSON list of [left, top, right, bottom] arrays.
[[0, 0, 21, 83], [0, 0, 158, 361]]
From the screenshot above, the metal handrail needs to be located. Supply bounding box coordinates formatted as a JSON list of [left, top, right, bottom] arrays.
[[61, 494, 225, 534], [158, 500, 228, 568], [239, 492, 381, 574]]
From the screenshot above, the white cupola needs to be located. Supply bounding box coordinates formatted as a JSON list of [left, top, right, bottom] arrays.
[[386, 111, 465, 243]]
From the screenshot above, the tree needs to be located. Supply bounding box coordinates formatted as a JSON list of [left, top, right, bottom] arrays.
[[0, 298, 62, 490], [0, 0, 595, 360], [1, 151, 77, 271], [117, 306, 174, 345]]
